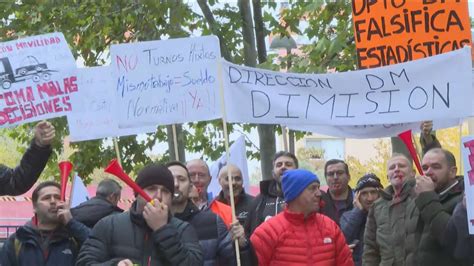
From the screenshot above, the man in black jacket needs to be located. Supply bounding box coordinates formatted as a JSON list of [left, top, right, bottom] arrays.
[[168, 161, 236, 265], [71, 178, 124, 228], [0, 181, 90, 265], [1, 120, 55, 196], [76, 164, 203, 266], [244, 151, 298, 236], [442, 196, 474, 265], [216, 164, 255, 225], [320, 159, 354, 224]]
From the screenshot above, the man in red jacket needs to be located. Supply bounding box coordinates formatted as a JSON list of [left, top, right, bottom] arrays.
[[250, 169, 353, 266]]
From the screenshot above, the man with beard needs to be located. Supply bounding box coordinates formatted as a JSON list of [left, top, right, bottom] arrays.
[[250, 169, 353, 266], [405, 148, 464, 266], [76, 164, 202, 266], [340, 173, 383, 266], [244, 151, 298, 236], [320, 159, 354, 224], [167, 161, 236, 266], [363, 153, 416, 266], [0, 181, 90, 265], [216, 164, 255, 225]]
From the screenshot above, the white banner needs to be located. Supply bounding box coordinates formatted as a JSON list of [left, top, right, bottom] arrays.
[[223, 47, 472, 126], [0, 32, 77, 128], [111, 36, 221, 128], [208, 135, 250, 198], [68, 67, 155, 142], [287, 119, 461, 139]]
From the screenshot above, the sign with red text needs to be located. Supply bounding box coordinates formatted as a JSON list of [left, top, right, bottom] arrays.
[[0, 33, 77, 127], [222, 47, 472, 126], [67, 67, 156, 142], [352, 0, 471, 69], [461, 136, 474, 234], [110, 36, 221, 128]]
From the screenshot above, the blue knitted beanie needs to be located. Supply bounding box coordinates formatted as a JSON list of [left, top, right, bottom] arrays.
[[282, 169, 319, 203]]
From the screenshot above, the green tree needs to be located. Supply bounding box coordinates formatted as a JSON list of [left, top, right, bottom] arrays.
[[346, 139, 392, 188], [0, 1, 359, 183]]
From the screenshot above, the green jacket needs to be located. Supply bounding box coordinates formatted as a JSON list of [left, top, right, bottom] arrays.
[[363, 177, 416, 266], [405, 176, 465, 266]]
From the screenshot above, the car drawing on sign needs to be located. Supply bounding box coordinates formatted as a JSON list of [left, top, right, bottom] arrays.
[[0, 56, 55, 90]]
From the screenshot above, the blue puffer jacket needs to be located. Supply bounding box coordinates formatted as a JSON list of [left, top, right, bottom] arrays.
[[175, 200, 236, 266], [340, 207, 368, 266], [0, 219, 90, 266]]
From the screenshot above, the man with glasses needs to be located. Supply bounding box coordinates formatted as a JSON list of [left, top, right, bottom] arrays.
[[186, 159, 233, 226], [321, 159, 354, 224], [216, 164, 255, 225], [340, 173, 383, 266]]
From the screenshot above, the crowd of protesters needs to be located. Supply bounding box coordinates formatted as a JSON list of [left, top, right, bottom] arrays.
[[0, 120, 473, 265]]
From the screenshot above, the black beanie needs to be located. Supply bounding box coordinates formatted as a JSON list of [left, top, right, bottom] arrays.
[[135, 164, 175, 195], [355, 173, 383, 192]]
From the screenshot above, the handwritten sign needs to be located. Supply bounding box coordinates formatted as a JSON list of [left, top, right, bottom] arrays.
[[111, 36, 221, 128], [0, 33, 77, 128], [223, 47, 472, 126], [287, 119, 460, 139], [352, 0, 471, 69], [67, 67, 155, 142], [461, 136, 474, 234]]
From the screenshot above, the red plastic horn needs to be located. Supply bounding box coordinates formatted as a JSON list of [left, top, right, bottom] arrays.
[[398, 130, 424, 175], [58, 161, 73, 201], [104, 159, 153, 203]]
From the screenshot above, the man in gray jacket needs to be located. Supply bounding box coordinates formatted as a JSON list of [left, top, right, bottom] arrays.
[[76, 164, 203, 266]]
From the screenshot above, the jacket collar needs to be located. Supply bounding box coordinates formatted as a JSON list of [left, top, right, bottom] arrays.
[[16, 220, 69, 245], [380, 177, 415, 202], [216, 189, 247, 205], [174, 200, 200, 222], [325, 186, 354, 204], [259, 179, 282, 197], [439, 176, 464, 200], [283, 208, 317, 224]]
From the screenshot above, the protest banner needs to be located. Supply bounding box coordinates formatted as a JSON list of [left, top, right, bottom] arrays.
[[67, 66, 155, 142], [111, 36, 221, 128], [461, 136, 474, 234], [352, 0, 472, 69], [208, 135, 250, 199], [223, 47, 472, 126], [0, 33, 77, 127], [287, 119, 460, 139]]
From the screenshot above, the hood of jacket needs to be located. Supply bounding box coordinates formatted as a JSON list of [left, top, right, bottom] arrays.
[[174, 200, 200, 222], [259, 179, 282, 197]]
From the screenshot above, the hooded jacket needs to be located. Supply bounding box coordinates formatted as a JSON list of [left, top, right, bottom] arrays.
[[76, 201, 203, 266], [0, 140, 52, 196], [405, 176, 465, 266], [71, 196, 124, 228], [0, 219, 90, 266], [250, 208, 354, 266], [244, 179, 285, 236], [340, 207, 367, 266], [174, 200, 235, 266], [363, 177, 416, 266]]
